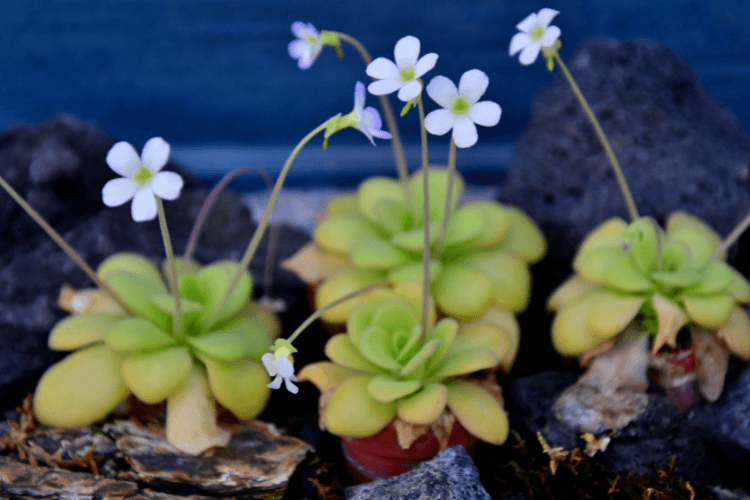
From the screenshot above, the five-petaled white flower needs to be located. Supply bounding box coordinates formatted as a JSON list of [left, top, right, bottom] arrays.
[[366, 35, 438, 102], [288, 22, 324, 70], [509, 8, 561, 66], [262, 352, 298, 394], [353, 81, 392, 145], [102, 137, 183, 222], [424, 70, 501, 148]]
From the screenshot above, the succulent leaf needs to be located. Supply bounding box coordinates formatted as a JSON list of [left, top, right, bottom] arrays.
[[547, 275, 598, 312], [121, 346, 192, 404], [198, 355, 270, 419], [150, 293, 204, 316], [349, 238, 413, 269], [387, 260, 442, 287], [494, 205, 547, 264], [409, 168, 465, 225], [325, 334, 383, 373], [717, 306, 750, 359], [467, 307, 520, 372], [425, 318, 459, 372], [358, 324, 402, 370], [650, 269, 701, 289], [660, 240, 692, 272], [429, 348, 499, 379], [400, 338, 440, 376], [367, 375, 422, 403], [573, 218, 628, 270], [374, 198, 412, 235], [466, 201, 512, 249], [574, 246, 631, 286], [314, 212, 384, 254], [103, 271, 170, 331], [325, 375, 396, 437], [443, 205, 486, 248], [621, 217, 661, 275], [433, 264, 493, 320], [33, 343, 130, 428], [651, 294, 688, 354], [347, 305, 376, 346], [393, 324, 422, 363], [371, 301, 417, 334], [356, 177, 407, 223], [666, 211, 724, 265], [196, 261, 252, 331], [587, 292, 645, 338], [325, 192, 358, 215], [603, 260, 654, 292], [316, 268, 385, 323], [215, 316, 275, 361], [397, 383, 448, 424], [390, 221, 441, 252], [690, 261, 735, 295], [458, 251, 531, 312], [447, 380, 508, 445], [552, 296, 606, 356], [297, 362, 363, 391], [187, 331, 249, 361], [729, 268, 750, 302], [97, 253, 164, 287], [49, 314, 125, 351], [682, 293, 734, 328], [106, 317, 177, 352], [452, 322, 511, 365]]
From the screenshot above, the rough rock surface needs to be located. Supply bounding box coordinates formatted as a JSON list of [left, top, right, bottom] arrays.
[[0, 115, 310, 412], [499, 39, 750, 293], [344, 446, 490, 500]]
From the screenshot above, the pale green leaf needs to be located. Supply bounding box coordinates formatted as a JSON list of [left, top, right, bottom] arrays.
[[325, 334, 383, 373], [682, 292, 734, 328], [313, 212, 384, 254], [48, 314, 125, 351], [433, 265, 493, 321], [187, 331, 248, 361], [358, 325, 401, 370], [397, 383, 448, 424], [367, 375, 421, 403], [199, 354, 270, 419], [587, 292, 644, 338], [106, 317, 177, 352], [121, 346, 192, 404], [447, 380, 508, 445], [325, 375, 396, 437]]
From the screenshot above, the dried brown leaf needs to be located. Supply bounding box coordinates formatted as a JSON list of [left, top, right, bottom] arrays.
[[693, 329, 730, 402], [281, 242, 349, 284], [579, 337, 616, 367], [393, 418, 430, 450]]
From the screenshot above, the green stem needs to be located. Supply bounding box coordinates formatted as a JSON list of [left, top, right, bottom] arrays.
[[156, 198, 183, 337], [713, 210, 750, 260], [208, 121, 330, 327], [417, 97, 431, 339], [332, 31, 409, 184], [287, 279, 388, 345], [0, 174, 134, 315], [553, 53, 639, 222], [435, 139, 457, 256]]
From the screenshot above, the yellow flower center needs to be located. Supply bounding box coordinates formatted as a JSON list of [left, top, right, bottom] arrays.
[[400, 66, 416, 82], [531, 25, 545, 40], [451, 96, 471, 115], [306, 35, 318, 44], [133, 165, 153, 186]]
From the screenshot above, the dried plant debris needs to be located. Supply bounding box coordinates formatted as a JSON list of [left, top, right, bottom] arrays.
[[483, 431, 716, 500]]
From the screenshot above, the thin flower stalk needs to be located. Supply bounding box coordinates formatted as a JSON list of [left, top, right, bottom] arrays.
[[435, 139, 457, 256], [552, 52, 639, 221], [155, 197, 183, 337], [417, 95, 431, 341], [330, 31, 408, 183], [0, 174, 134, 315], [712, 209, 750, 260]]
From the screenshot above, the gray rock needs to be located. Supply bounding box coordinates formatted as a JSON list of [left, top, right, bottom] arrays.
[[499, 39, 750, 292], [344, 446, 490, 500], [0, 115, 310, 413]]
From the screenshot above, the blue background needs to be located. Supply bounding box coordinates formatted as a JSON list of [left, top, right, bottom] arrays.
[[1, 0, 749, 186]]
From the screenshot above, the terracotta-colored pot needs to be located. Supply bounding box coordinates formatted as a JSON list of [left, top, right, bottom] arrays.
[[651, 346, 697, 410], [340, 420, 477, 482]]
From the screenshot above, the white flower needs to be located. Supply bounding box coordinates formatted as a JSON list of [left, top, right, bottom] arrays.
[[366, 35, 438, 102], [262, 352, 298, 394], [288, 22, 324, 70], [424, 70, 501, 149], [509, 8, 561, 66], [102, 137, 184, 222], [353, 81, 392, 146]]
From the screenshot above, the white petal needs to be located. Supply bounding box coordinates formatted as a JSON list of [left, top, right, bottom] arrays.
[[151, 171, 183, 200], [292, 22, 318, 39], [354, 81, 366, 113], [414, 53, 438, 78], [537, 8, 560, 28], [262, 353, 278, 376], [424, 109, 456, 136], [363, 107, 385, 134], [297, 54, 314, 70], [131, 188, 157, 222], [394, 35, 420, 68], [288, 39, 306, 59], [284, 378, 299, 394], [291, 21, 307, 37], [275, 356, 296, 378], [453, 116, 478, 148], [267, 376, 283, 390], [106, 141, 141, 177], [516, 12, 538, 33], [469, 101, 502, 127], [426, 75, 458, 109], [102, 178, 137, 207], [519, 43, 542, 66], [356, 123, 376, 146], [309, 42, 323, 61], [510, 32, 532, 56], [366, 57, 399, 80], [458, 69, 489, 104], [397, 80, 423, 102], [141, 137, 170, 173], [541, 25, 561, 47], [368, 79, 403, 96]]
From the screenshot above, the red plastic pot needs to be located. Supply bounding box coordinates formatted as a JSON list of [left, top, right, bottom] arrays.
[[340, 419, 477, 482], [651, 346, 697, 410]]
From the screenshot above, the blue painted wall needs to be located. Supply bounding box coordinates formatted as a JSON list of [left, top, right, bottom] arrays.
[[1, 0, 748, 179]]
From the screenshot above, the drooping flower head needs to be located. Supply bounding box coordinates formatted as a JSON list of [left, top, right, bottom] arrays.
[[354, 81, 392, 146], [288, 22, 324, 70], [102, 137, 183, 222], [424, 70, 501, 148], [509, 8, 561, 66], [366, 36, 438, 102], [262, 339, 299, 394]]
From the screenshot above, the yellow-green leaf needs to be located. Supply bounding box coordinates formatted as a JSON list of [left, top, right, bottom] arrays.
[[397, 383, 448, 424], [121, 346, 192, 404], [717, 306, 750, 359], [682, 293, 734, 328], [325, 376, 396, 437], [388, 261, 442, 288], [458, 251, 531, 312], [447, 380, 508, 445], [199, 355, 270, 419], [313, 212, 384, 254], [494, 205, 546, 264], [547, 275, 598, 312], [325, 334, 383, 373], [297, 361, 362, 391], [573, 218, 628, 270], [357, 177, 407, 223], [48, 314, 125, 351], [728, 268, 750, 302], [187, 331, 248, 361], [106, 317, 177, 352], [196, 261, 252, 331], [97, 253, 164, 287], [433, 265, 493, 321], [367, 376, 421, 403], [587, 292, 644, 338], [429, 348, 499, 379], [316, 269, 385, 324], [551, 296, 606, 356]]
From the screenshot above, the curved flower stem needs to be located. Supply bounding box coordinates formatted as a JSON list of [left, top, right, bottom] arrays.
[[182, 165, 280, 300], [156, 198, 183, 337], [435, 139, 457, 256], [417, 97, 431, 340], [553, 53, 639, 222], [208, 121, 331, 326], [0, 174, 134, 315], [713, 209, 750, 260], [286, 279, 388, 345], [331, 31, 408, 183]]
